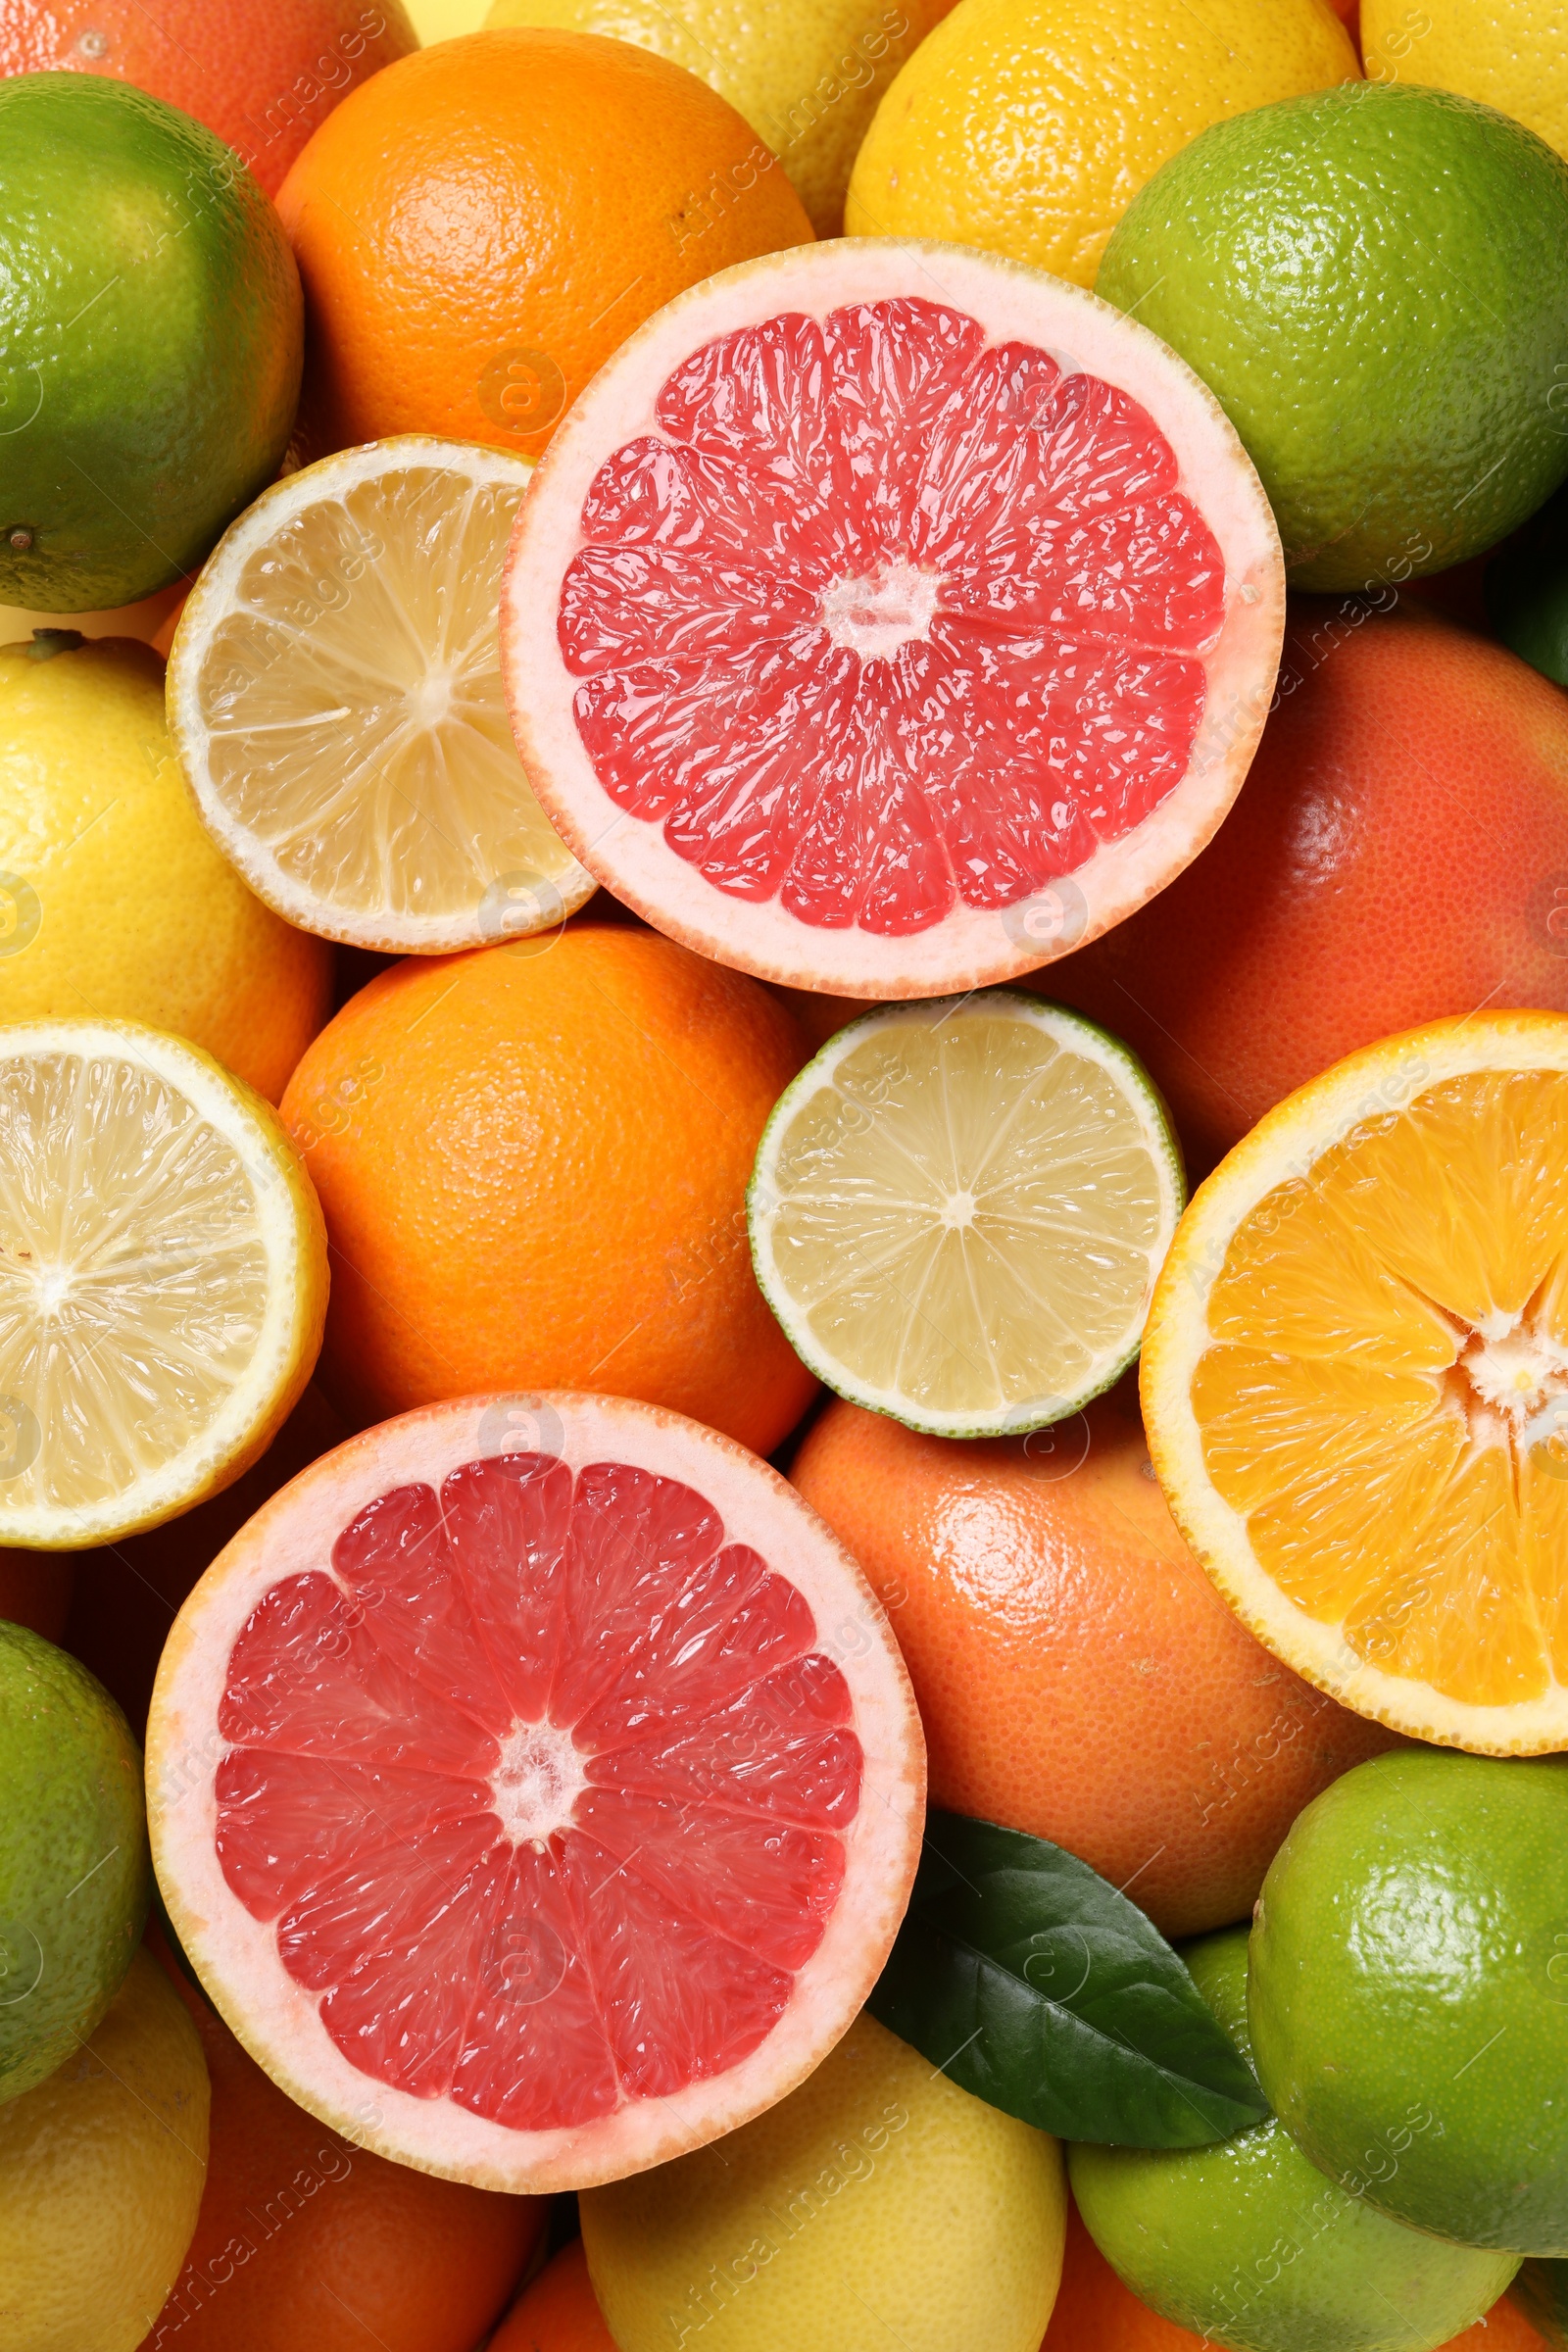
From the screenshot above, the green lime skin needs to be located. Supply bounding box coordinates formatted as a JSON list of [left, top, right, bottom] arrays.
[[1096, 83, 1568, 594], [0, 74, 303, 612], [1250, 1748, 1568, 2257], [1513, 2262, 1568, 2347], [0, 1623, 150, 2104], [1070, 1926, 1517, 2352]]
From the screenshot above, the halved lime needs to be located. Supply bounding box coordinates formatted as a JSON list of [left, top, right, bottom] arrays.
[[748, 992, 1184, 1438], [168, 438, 595, 955]]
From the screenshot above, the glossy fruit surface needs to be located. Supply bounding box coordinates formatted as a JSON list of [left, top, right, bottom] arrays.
[[845, 0, 1356, 287], [503, 239, 1284, 998], [491, 2239, 617, 2352], [0, 0, 417, 194], [276, 30, 813, 458], [1362, 0, 1568, 168], [149, 1393, 923, 2190], [140, 1971, 543, 2351], [1098, 84, 1568, 591], [581, 2009, 1066, 2352], [1050, 604, 1568, 1171], [1250, 1749, 1568, 2256], [0, 76, 302, 611], [283, 927, 817, 1450], [792, 1386, 1398, 1936]]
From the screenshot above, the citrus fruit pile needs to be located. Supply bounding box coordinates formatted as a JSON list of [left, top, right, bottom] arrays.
[[4, 0, 1568, 2347]]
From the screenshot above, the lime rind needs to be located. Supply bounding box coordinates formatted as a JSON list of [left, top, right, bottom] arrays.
[[749, 989, 1186, 1440]]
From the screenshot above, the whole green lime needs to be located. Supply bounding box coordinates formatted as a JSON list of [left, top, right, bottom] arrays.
[[1096, 82, 1568, 592], [1250, 1748, 1568, 2257], [1069, 1925, 1517, 2352], [0, 74, 302, 612], [0, 1623, 151, 2103]]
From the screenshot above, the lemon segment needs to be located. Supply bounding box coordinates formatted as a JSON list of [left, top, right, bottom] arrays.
[[0, 1020, 327, 1548], [1144, 1013, 1568, 1753], [167, 438, 595, 955], [749, 993, 1185, 1438]]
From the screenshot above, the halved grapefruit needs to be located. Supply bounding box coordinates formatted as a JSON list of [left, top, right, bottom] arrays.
[[501, 239, 1285, 999], [147, 1392, 924, 2190]]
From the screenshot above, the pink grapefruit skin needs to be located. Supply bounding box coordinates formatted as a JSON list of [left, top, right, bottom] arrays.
[[502, 239, 1284, 1000], [147, 1394, 923, 2193]]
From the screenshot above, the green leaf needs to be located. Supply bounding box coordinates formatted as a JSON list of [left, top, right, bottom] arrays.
[[866, 1809, 1270, 2148]]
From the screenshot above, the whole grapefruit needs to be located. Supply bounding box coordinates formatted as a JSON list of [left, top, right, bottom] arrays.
[[276, 29, 813, 458], [0, 0, 417, 195], [790, 1383, 1399, 1937], [280, 926, 819, 1452], [140, 1968, 543, 2352], [1051, 601, 1568, 1171]]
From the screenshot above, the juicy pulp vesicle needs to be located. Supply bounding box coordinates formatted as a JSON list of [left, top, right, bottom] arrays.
[[213, 1450, 862, 2132], [560, 297, 1227, 938]]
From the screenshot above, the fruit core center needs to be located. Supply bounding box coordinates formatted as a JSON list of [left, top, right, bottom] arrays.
[[941, 1190, 977, 1229], [408, 668, 455, 728], [489, 1719, 588, 1847], [1455, 1316, 1568, 1454], [33, 1264, 72, 1315], [819, 561, 943, 662]]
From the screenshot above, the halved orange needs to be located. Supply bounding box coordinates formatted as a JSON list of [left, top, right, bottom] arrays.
[[1143, 1013, 1568, 1754]]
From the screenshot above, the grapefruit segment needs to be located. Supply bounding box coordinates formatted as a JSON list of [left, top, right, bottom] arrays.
[[149, 1394, 923, 2189], [503, 241, 1284, 997]]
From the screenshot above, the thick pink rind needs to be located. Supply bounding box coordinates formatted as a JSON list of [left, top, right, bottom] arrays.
[[147, 1391, 925, 2193], [502, 237, 1285, 1000]]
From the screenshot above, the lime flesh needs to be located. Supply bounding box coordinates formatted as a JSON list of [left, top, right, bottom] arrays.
[[1097, 83, 1568, 592], [0, 1624, 150, 2105], [1250, 1747, 1568, 2256], [0, 74, 302, 612], [1070, 1925, 1517, 2352]]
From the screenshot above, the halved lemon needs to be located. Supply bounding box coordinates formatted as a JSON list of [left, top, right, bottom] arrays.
[[748, 992, 1184, 1438], [167, 439, 595, 955], [1144, 1012, 1568, 1754], [0, 1021, 327, 1548]]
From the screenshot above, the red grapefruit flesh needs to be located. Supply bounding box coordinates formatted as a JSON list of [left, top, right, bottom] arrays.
[[148, 1394, 923, 2191], [502, 240, 1285, 998]]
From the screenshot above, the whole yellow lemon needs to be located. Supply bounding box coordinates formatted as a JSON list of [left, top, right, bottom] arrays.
[[1362, 0, 1568, 166]]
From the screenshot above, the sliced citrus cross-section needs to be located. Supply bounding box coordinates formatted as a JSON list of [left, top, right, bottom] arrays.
[[1143, 1013, 1568, 1754], [148, 1392, 924, 2191], [502, 239, 1284, 999], [749, 993, 1185, 1437], [168, 438, 596, 956], [0, 1020, 326, 1548]]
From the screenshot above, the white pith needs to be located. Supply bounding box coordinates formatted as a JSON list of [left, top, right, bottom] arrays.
[[0, 1021, 320, 1548], [490, 1720, 591, 1847], [501, 237, 1286, 999], [1144, 1014, 1568, 1755], [147, 1392, 925, 2193], [168, 437, 596, 956]]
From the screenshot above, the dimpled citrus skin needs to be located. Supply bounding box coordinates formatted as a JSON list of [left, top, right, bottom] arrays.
[[790, 1387, 1398, 1938], [0, 1949, 209, 2352], [140, 1976, 543, 2352], [0, 75, 303, 612], [275, 30, 814, 459], [1048, 602, 1568, 1173], [484, 0, 955, 235], [844, 0, 1356, 288], [1096, 84, 1568, 591], [0, 0, 418, 197], [0, 1624, 150, 2106], [1362, 0, 1568, 169], [1072, 1928, 1519, 2352], [0, 638, 329, 1103], [280, 926, 818, 1451], [1249, 1750, 1568, 2258], [580, 2011, 1066, 2352]]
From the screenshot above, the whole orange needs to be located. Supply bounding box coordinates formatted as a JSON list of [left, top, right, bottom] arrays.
[[0, 0, 416, 195], [492, 2240, 616, 2352], [280, 925, 818, 1452], [790, 1383, 1398, 1938], [1041, 2205, 1545, 2352], [138, 1972, 543, 2352], [1051, 602, 1568, 1172], [276, 29, 813, 457]]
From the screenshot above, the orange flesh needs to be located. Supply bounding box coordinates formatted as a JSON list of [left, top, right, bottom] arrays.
[[1192, 1068, 1568, 1707]]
